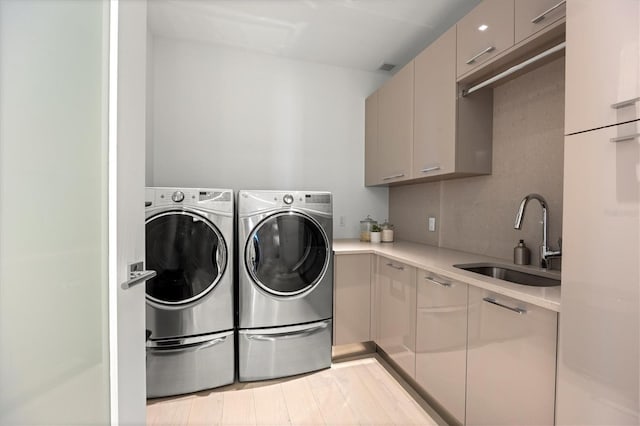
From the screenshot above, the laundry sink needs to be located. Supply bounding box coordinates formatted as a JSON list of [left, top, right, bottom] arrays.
[[453, 263, 560, 287]]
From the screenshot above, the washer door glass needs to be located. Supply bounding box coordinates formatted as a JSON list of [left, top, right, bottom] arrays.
[[146, 211, 227, 304], [246, 212, 329, 296]]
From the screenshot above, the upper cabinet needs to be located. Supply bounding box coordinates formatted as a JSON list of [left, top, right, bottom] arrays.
[[565, 0, 640, 134], [376, 62, 414, 184], [456, 0, 515, 79], [515, 0, 566, 44], [413, 26, 493, 181], [364, 93, 379, 186]]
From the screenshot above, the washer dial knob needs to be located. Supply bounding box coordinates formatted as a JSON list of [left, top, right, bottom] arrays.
[[171, 191, 185, 203], [283, 194, 294, 205]]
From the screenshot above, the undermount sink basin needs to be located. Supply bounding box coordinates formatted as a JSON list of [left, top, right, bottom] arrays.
[[453, 263, 560, 287]]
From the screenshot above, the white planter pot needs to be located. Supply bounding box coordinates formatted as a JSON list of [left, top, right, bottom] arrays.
[[370, 232, 381, 243]]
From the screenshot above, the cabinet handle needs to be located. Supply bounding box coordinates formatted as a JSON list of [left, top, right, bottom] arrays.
[[386, 262, 405, 271], [420, 165, 441, 173], [611, 97, 640, 109], [531, 0, 566, 23], [382, 173, 405, 181], [483, 297, 527, 315], [465, 46, 495, 65], [610, 133, 640, 143], [425, 276, 451, 287]]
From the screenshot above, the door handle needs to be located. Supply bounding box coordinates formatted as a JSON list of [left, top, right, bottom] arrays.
[[121, 261, 156, 289]]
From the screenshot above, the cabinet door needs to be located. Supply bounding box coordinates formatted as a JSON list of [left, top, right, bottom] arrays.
[[377, 62, 413, 183], [333, 254, 371, 345], [565, 0, 640, 134], [415, 271, 467, 425], [377, 258, 416, 378], [515, 0, 566, 44], [457, 0, 515, 78], [365, 92, 379, 186], [413, 26, 456, 179], [466, 287, 557, 425], [557, 124, 639, 424]]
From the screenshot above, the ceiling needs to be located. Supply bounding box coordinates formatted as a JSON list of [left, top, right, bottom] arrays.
[[147, 0, 481, 73]]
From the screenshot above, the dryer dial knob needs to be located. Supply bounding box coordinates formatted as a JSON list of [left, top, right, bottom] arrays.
[[283, 194, 294, 205], [171, 191, 185, 203]]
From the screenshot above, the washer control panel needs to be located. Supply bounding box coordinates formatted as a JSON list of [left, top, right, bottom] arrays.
[[145, 187, 233, 213]]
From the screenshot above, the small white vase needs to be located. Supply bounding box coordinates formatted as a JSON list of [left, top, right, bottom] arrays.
[[370, 231, 381, 243]]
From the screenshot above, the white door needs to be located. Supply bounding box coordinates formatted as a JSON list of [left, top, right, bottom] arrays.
[[0, 0, 148, 424]]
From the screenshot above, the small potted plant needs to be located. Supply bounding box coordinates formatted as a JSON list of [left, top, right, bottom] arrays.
[[370, 224, 382, 243]]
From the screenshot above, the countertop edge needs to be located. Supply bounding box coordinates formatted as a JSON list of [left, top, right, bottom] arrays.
[[333, 239, 561, 313]]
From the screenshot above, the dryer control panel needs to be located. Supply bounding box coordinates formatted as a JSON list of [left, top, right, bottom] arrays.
[[145, 187, 233, 214]]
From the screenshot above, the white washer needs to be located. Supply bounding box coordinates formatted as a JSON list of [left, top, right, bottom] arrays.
[[144, 187, 234, 398], [237, 190, 333, 381]]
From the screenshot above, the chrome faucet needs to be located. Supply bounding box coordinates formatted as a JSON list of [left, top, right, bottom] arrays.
[[514, 194, 561, 269]]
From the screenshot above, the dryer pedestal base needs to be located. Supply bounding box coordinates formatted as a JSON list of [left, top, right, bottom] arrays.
[[238, 319, 332, 382], [146, 330, 235, 399]]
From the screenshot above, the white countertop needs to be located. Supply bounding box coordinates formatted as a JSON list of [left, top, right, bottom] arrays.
[[333, 239, 561, 312]]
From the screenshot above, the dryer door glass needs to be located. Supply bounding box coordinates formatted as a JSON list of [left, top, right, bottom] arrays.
[[145, 212, 227, 304], [247, 212, 329, 296]]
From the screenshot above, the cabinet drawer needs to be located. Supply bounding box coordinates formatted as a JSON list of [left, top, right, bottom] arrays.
[[457, 0, 515, 78], [416, 271, 468, 424], [515, 0, 566, 44], [466, 287, 557, 425]]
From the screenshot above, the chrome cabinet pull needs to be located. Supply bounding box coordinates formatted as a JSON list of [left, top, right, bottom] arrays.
[[531, 0, 566, 23], [386, 262, 405, 271], [611, 97, 640, 109], [425, 276, 451, 287], [382, 173, 405, 181], [420, 165, 441, 173], [610, 133, 640, 143], [465, 46, 495, 65], [483, 297, 527, 315], [121, 261, 156, 289]]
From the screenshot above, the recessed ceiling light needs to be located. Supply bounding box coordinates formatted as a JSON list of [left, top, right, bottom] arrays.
[[478, 24, 489, 31]]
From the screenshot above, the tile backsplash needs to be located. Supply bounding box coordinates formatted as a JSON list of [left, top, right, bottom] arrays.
[[390, 57, 565, 267]]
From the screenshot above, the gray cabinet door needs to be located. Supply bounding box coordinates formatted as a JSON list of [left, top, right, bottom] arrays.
[[376, 258, 416, 378], [415, 271, 468, 425], [466, 286, 557, 425]]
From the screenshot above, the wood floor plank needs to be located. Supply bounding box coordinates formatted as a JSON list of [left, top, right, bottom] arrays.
[[147, 356, 439, 426], [330, 363, 395, 425], [221, 388, 256, 426], [364, 360, 438, 426], [281, 376, 325, 426], [188, 392, 223, 425], [306, 374, 359, 425], [253, 383, 292, 425]]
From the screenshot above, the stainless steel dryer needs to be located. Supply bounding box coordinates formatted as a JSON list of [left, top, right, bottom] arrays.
[[145, 187, 234, 398], [237, 190, 333, 381]]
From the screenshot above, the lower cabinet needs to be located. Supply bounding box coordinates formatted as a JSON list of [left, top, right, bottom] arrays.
[[415, 270, 468, 425], [333, 254, 372, 345], [376, 257, 417, 378], [466, 286, 558, 425]]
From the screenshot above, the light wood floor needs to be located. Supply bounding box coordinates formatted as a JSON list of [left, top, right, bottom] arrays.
[[146, 354, 442, 425]]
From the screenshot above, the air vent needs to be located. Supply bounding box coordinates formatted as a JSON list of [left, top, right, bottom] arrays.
[[378, 63, 396, 72]]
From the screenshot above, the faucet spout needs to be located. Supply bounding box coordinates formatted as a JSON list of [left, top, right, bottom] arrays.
[[514, 193, 560, 269]]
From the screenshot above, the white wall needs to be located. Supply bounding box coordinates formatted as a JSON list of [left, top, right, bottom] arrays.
[[148, 36, 389, 238]]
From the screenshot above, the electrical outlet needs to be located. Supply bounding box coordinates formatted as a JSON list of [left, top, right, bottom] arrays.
[[339, 216, 346, 227], [428, 216, 436, 232]]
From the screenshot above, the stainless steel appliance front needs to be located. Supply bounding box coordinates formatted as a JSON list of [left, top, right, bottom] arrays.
[[237, 190, 333, 381], [145, 187, 235, 397]]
